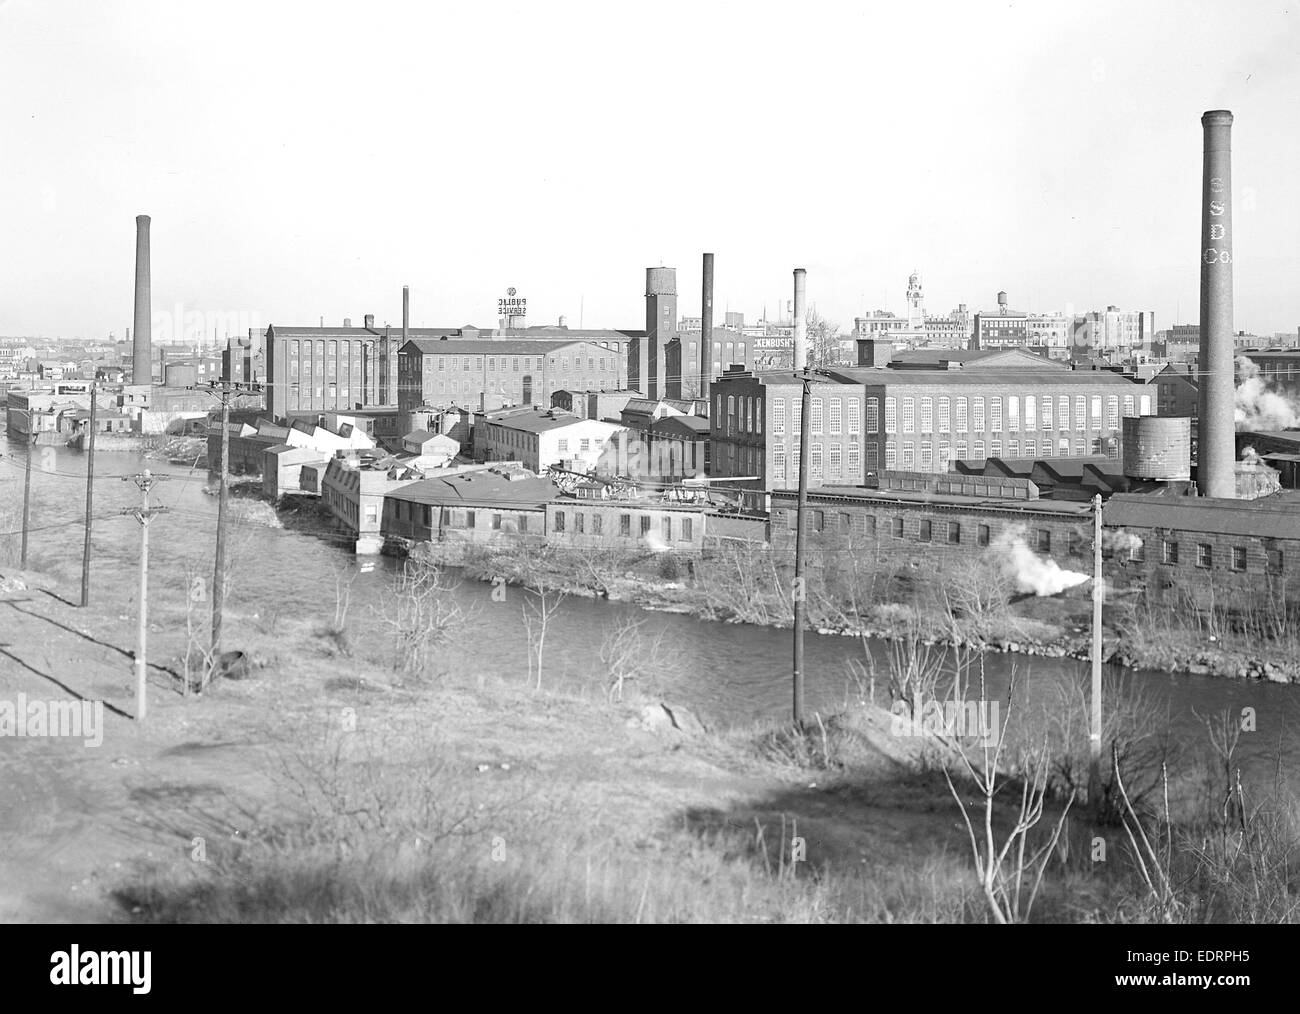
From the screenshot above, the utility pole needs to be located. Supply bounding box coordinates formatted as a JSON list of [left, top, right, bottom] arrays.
[[1089, 493, 1104, 809], [122, 469, 169, 722], [791, 372, 813, 730], [201, 378, 260, 660], [213, 387, 230, 658], [80, 381, 98, 606], [20, 429, 35, 570]]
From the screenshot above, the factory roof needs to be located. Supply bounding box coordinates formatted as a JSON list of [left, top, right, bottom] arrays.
[[771, 484, 1093, 517], [1104, 492, 1300, 539], [1238, 430, 1300, 445], [268, 325, 462, 339], [387, 471, 559, 509], [494, 327, 643, 340], [823, 366, 1144, 387], [400, 339, 600, 356], [488, 411, 614, 435]]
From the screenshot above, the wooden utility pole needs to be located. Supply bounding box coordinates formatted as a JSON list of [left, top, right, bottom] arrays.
[[20, 430, 35, 569], [1089, 493, 1104, 808], [122, 469, 169, 722], [791, 372, 813, 729], [212, 388, 231, 657], [201, 378, 260, 660], [80, 382, 98, 607]]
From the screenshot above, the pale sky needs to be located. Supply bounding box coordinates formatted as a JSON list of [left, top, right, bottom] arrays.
[[2, 0, 1298, 340]]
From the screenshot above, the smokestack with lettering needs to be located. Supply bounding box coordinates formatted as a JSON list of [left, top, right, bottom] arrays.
[[793, 268, 807, 372], [700, 253, 714, 400], [1198, 110, 1235, 499], [132, 215, 152, 386]]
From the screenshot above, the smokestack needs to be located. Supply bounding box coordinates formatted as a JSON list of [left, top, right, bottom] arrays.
[[132, 215, 151, 386], [1198, 109, 1235, 499], [793, 268, 807, 372], [402, 286, 410, 343], [700, 253, 714, 399]]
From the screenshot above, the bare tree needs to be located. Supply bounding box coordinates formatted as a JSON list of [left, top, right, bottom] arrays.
[[943, 664, 1074, 924], [515, 538, 565, 691], [598, 614, 677, 702], [372, 558, 467, 679], [805, 309, 844, 369]]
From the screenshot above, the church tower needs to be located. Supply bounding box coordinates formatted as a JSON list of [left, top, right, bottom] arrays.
[[906, 270, 925, 329]]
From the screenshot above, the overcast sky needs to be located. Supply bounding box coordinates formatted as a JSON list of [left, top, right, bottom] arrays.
[[2, 0, 1297, 340]]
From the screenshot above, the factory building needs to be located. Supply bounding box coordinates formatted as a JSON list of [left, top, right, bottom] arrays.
[[396, 338, 625, 436]]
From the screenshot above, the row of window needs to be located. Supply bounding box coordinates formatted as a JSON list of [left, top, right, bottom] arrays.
[[393, 500, 532, 533], [289, 340, 374, 356], [417, 355, 612, 373], [878, 393, 1148, 435], [769, 396, 862, 437], [779, 508, 1005, 548], [1152, 540, 1284, 574], [553, 510, 694, 541], [765, 433, 1116, 480]]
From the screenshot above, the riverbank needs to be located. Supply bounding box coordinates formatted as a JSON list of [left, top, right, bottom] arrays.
[[0, 564, 1019, 922], [402, 537, 1300, 687], [3, 558, 1296, 923]]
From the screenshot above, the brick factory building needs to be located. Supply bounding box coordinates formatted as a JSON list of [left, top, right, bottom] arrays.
[[396, 338, 625, 435], [709, 345, 1152, 503], [264, 321, 633, 424], [768, 472, 1094, 566], [1104, 492, 1300, 610]]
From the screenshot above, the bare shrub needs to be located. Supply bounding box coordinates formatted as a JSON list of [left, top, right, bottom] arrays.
[[1040, 666, 1177, 823], [695, 542, 791, 626], [371, 558, 468, 679], [936, 555, 1014, 639], [597, 614, 680, 701]]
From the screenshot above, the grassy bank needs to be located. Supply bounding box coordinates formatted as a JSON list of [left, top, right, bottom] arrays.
[[405, 537, 1300, 686]]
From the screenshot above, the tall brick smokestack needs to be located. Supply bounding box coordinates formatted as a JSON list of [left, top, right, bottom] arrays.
[[792, 268, 807, 372], [132, 215, 152, 386], [700, 253, 714, 400], [1198, 110, 1235, 499]]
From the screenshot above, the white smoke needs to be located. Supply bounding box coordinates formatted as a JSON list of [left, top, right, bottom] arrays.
[[643, 530, 669, 553], [1235, 357, 1300, 432], [992, 525, 1090, 597], [1101, 528, 1142, 555]]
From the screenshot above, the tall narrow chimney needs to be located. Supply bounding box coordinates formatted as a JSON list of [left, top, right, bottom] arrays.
[[402, 285, 410, 342], [700, 253, 714, 400], [793, 268, 807, 372], [132, 215, 152, 386], [1198, 109, 1235, 499]]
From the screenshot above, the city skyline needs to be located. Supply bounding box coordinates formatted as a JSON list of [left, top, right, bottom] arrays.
[[2, 1, 1298, 338]]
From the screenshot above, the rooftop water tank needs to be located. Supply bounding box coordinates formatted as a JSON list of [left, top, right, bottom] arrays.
[[1122, 416, 1191, 481], [164, 362, 197, 389]]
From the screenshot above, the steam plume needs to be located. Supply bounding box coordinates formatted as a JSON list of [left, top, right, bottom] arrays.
[[992, 525, 1089, 597], [1235, 356, 1300, 431]]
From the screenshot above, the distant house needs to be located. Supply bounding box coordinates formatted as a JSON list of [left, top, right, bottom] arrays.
[[476, 407, 625, 474], [402, 430, 459, 463], [382, 468, 560, 543], [262, 444, 331, 499]]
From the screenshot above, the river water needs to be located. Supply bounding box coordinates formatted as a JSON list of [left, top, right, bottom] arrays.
[[3, 439, 1298, 795]]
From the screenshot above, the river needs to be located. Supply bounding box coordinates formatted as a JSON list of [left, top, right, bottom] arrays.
[[3, 439, 1298, 795]]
